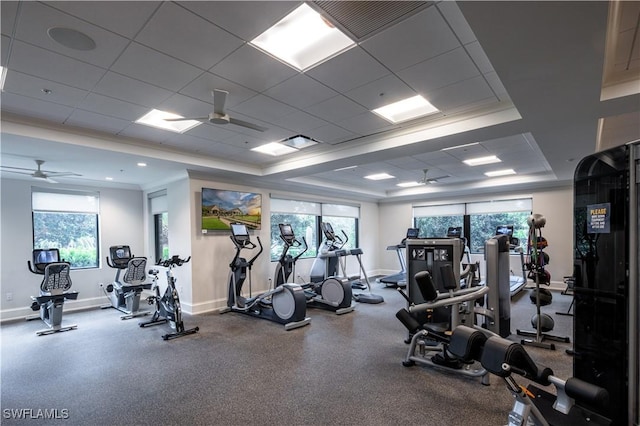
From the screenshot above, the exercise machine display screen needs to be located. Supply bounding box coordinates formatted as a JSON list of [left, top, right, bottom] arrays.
[[231, 223, 249, 238], [34, 249, 59, 265], [280, 224, 294, 238], [406, 228, 419, 239], [496, 225, 514, 236], [446, 227, 462, 238]]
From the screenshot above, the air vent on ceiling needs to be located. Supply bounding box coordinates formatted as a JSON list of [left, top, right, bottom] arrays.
[[312, 1, 432, 41]]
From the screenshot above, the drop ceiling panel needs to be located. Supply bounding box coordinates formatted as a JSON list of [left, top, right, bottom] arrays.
[[177, 1, 302, 41], [1, 1, 19, 36], [4, 71, 89, 108], [158, 93, 218, 119], [14, 2, 130, 69], [8, 41, 106, 90], [1, 92, 74, 123], [398, 47, 481, 95], [305, 124, 357, 145], [483, 71, 509, 101], [179, 72, 257, 108], [1, 35, 10, 66], [436, 2, 477, 45], [135, 2, 244, 70], [78, 93, 148, 121], [118, 123, 173, 143], [264, 74, 338, 110], [92, 72, 173, 108], [270, 110, 329, 134], [46, 1, 161, 39], [111, 42, 202, 92], [232, 94, 298, 123], [426, 76, 495, 111], [336, 111, 394, 135], [209, 45, 298, 93], [360, 6, 460, 72], [465, 41, 495, 74], [385, 157, 429, 170], [306, 46, 389, 93], [185, 122, 238, 142], [65, 109, 132, 134], [344, 74, 415, 110], [306, 95, 368, 123]]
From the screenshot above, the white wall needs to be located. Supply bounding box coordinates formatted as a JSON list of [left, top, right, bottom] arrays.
[[376, 186, 574, 289], [0, 178, 144, 321]]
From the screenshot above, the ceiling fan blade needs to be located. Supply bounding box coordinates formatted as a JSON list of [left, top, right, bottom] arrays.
[[163, 117, 209, 122], [212, 89, 228, 115], [46, 172, 82, 177], [0, 169, 34, 176], [228, 117, 267, 132], [0, 165, 40, 172]]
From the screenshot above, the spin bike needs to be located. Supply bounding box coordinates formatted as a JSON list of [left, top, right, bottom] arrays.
[[102, 245, 152, 320], [275, 223, 354, 315], [139, 255, 199, 340], [27, 248, 78, 336], [221, 223, 310, 331]]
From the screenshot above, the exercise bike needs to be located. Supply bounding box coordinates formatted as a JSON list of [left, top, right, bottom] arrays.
[[138, 255, 199, 341], [221, 223, 311, 331], [101, 245, 152, 320], [275, 223, 354, 315], [27, 248, 78, 336]]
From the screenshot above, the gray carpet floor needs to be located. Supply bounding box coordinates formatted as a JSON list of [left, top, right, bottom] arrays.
[[1, 283, 574, 425]]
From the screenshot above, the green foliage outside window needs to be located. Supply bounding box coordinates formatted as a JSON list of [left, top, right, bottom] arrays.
[[270, 214, 318, 261], [33, 211, 99, 268], [469, 212, 529, 253], [414, 216, 463, 239]]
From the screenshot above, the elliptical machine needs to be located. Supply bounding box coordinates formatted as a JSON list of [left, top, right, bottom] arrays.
[[139, 255, 199, 341], [274, 223, 354, 315], [102, 245, 152, 320], [221, 223, 311, 330], [27, 248, 79, 336]]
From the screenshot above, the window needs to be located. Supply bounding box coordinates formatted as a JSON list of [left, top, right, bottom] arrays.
[[149, 192, 169, 260], [32, 189, 100, 269], [413, 198, 531, 253], [270, 198, 360, 261]]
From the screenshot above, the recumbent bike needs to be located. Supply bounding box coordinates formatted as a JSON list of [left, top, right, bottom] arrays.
[[27, 248, 78, 336], [138, 255, 199, 340], [221, 223, 311, 330], [101, 245, 152, 320], [274, 223, 354, 315]]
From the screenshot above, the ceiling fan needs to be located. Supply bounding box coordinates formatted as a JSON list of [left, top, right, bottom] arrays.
[[165, 89, 268, 132], [0, 159, 81, 183], [419, 168, 450, 184]]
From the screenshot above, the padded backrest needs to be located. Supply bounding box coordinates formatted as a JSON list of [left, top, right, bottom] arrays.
[[448, 325, 487, 362], [41, 262, 72, 293], [439, 263, 458, 291], [480, 335, 552, 386], [122, 257, 147, 284], [414, 270, 438, 302]]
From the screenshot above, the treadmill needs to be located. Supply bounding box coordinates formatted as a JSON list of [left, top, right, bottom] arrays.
[[379, 228, 419, 288], [495, 225, 527, 296]]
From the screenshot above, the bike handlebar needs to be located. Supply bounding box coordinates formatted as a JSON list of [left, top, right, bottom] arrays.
[[156, 255, 191, 268]]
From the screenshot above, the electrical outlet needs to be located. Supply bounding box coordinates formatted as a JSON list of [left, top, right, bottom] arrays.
[[6, 293, 13, 301]]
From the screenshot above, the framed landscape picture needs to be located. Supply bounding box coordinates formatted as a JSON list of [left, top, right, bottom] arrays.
[[201, 188, 262, 232]]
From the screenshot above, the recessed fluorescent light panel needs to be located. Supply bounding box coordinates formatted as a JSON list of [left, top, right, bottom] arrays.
[[365, 173, 395, 180], [397, 181, 424, 188], [251, 142, 298, 156], [463, 155, 501, 166], [136, 109, 201, 133], [334, 165, 358, 172], [441, 142, 480, 151], [251, 3, 355, 71], [372, 95, 439, 123], [137, 162, 147, 167], [484, 169, 516, 177], [0, 66, 7, 90]]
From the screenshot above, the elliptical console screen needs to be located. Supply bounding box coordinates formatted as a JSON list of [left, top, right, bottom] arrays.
[[279, 223, 294, 238], [231, 223, 249, 238], [34, 249, 59, 265], [446, 227, 462, 238]]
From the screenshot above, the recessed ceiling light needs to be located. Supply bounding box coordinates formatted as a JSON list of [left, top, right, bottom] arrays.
[[47, 27, 96, 51], [251, 142, 298, 156], [463, 155, 501, 166], [0, 66, 6, 91], [334, 165, 358, 171], [137, 162, 147, 167], [484, 169, 516, 177], [372, 95, 439, 123], [365, 173, 395, 180], [397, 181, 424, 188], [105, 177, 113, 181], [250, 3, 355, 71], [136, 109, 201, 133]]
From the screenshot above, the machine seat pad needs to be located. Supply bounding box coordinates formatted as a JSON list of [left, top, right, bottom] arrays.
[[414, 271, 438, 302], [448, 325, 487, 363], [41, 262, 72, 292], [480, 335, 552, 385]]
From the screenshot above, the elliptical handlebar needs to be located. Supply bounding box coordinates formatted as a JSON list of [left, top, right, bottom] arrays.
[[229, 233, 263, 268]]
